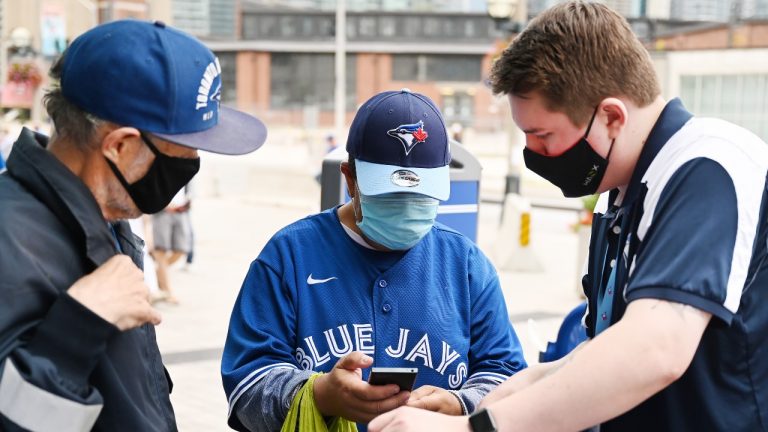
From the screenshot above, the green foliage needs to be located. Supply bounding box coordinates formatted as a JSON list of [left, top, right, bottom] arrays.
[[581, 194, 599, 212]]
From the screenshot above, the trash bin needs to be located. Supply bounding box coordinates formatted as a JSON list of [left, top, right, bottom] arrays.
[[319, 139, 483, 242]]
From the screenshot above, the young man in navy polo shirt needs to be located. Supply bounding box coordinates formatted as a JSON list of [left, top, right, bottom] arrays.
[[370, 2, 768, 432]]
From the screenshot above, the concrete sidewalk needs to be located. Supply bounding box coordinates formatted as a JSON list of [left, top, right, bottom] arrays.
[[153, 132, 586, 431]]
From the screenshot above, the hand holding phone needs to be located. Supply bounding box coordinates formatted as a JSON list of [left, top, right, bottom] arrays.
[[313, 352, 411, 423], [368, 367, 418, 391]]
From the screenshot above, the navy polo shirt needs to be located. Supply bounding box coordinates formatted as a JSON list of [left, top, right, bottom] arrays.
[[583, 99, 768, 431]]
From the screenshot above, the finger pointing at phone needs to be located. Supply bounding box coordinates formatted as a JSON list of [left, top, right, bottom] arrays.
[[313, 351, 411, 423]]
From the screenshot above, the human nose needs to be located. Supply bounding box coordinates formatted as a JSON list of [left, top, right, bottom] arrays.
[[525, 135, 548, 155]]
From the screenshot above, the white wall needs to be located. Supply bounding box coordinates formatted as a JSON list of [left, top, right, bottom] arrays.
[[653, 48, 768, 98], [646, 0, 671, 19]]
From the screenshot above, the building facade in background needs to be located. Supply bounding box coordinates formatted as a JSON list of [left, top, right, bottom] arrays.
[[213, 0, 500, 129], [210, 0, 768, 132], [529, 0, 643, 17], [2, 0, 768, 140], [670, 0, 733, 21], [98, 0, 149, 21], [0, 0, 101, 119], [172, 0, 237, 38]]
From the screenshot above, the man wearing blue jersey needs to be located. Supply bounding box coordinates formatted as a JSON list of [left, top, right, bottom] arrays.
[[222, 89, 526, 431], [370, 2, 768, 432]]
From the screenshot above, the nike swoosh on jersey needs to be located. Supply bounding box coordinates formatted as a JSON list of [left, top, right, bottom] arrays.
[[307, 274, 338, 285]]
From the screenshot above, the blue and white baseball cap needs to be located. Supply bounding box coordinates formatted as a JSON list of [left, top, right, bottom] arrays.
[[346, 89, 450, 200], [60, 20, 266, 155]]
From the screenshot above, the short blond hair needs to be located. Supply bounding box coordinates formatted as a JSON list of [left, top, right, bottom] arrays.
[[490, 1, 660, 126]]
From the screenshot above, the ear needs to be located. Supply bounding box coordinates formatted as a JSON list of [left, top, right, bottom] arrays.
[[340, 161, 357, 200], [598, 98, 628, 140], [101, 126, 142, 163]]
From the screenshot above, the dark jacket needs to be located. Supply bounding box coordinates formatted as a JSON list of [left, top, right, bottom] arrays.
[[0, 128, 175, 431]]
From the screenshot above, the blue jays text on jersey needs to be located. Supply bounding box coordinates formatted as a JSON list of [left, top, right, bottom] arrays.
[[295, 323, 468, 387]]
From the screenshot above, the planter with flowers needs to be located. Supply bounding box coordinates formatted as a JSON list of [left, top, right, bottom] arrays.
[[3, 62, 43, 108]]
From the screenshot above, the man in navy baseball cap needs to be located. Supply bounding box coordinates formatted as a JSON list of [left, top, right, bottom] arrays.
[[0, 20, 265, 431], [221, 90, 525, 431], [342, 88, 450, 250]]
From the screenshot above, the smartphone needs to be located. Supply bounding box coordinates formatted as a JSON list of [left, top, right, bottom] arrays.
[[367, 367, 418, 391]]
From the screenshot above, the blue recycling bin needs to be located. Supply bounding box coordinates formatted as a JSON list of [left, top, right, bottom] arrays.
[[320, 140, 482, 242]]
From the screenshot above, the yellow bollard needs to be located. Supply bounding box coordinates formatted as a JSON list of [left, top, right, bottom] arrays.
[[495, 194, 542, 272], [520, 212, 530, 247]]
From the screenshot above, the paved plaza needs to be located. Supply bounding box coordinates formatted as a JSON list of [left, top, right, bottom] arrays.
[[152, 128, 587, 431]]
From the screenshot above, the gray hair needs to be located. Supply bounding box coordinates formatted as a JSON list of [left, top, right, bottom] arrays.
[[43, 54, 105, 150]]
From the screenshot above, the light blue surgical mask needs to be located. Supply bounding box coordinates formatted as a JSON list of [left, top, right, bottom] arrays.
[[355, 192, 439, 250]]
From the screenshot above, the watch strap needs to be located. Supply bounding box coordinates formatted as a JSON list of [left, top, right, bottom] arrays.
[[469, 408, 498, 432]]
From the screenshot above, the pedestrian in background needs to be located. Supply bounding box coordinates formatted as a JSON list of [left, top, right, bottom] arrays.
[[152, 183, 193, 304], [371, 2, 768, 431], [325, 133, 339, 154], [0, 20, 266, 431], [315, 133, 340, 184]]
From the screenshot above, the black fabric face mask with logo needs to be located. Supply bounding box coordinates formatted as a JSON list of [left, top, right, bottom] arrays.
[[523, 107, 614, 198], [105, 133, 200, 214]]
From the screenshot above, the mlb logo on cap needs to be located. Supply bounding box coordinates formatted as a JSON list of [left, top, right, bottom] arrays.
[[346, 89, 450, 200]]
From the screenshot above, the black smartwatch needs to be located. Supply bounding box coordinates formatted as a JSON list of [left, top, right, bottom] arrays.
[[469, 408, 498, 432]]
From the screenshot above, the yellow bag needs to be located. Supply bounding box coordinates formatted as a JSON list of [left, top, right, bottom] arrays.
[[281, 373, 358, 432]]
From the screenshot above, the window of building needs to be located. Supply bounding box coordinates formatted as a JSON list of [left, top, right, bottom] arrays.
[[270, 53, 357, 110], [401, 16, 423, 38], [242, 11, 493, 41], [442, 90, 474, 126], [423, 17, 442, 37], [680, 74, 768, 140], [392, 54, 482, 82], [244, 14, 336, 40], [358, 16, 378, 38], [317, 16, 335, 37], [392, 55, 421, 81], [256, 0, 486, 12], [278, 15, 298, 37], [209, 0, 236, 38], [300, 16, 315, 37], [243, 15, 274, 39], [172, 0, 209, 36], [426, 55, 482, 81], [380, 16, 397, 37]]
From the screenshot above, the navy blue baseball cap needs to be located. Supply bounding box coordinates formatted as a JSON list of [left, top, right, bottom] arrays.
[[60, 20, 266, 155], [347, 89, 450, 200]]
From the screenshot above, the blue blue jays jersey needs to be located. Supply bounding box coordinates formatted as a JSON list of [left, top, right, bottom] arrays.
[[222, 207, 526, 425], [584, 99, 768, 431]]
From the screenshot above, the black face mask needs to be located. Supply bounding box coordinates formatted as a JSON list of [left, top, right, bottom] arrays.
[[105, 133, 200, 214], [523, 107, 614, 198]]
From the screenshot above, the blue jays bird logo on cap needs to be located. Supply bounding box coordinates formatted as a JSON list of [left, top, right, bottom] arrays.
[[387, 120, 429, 156]]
